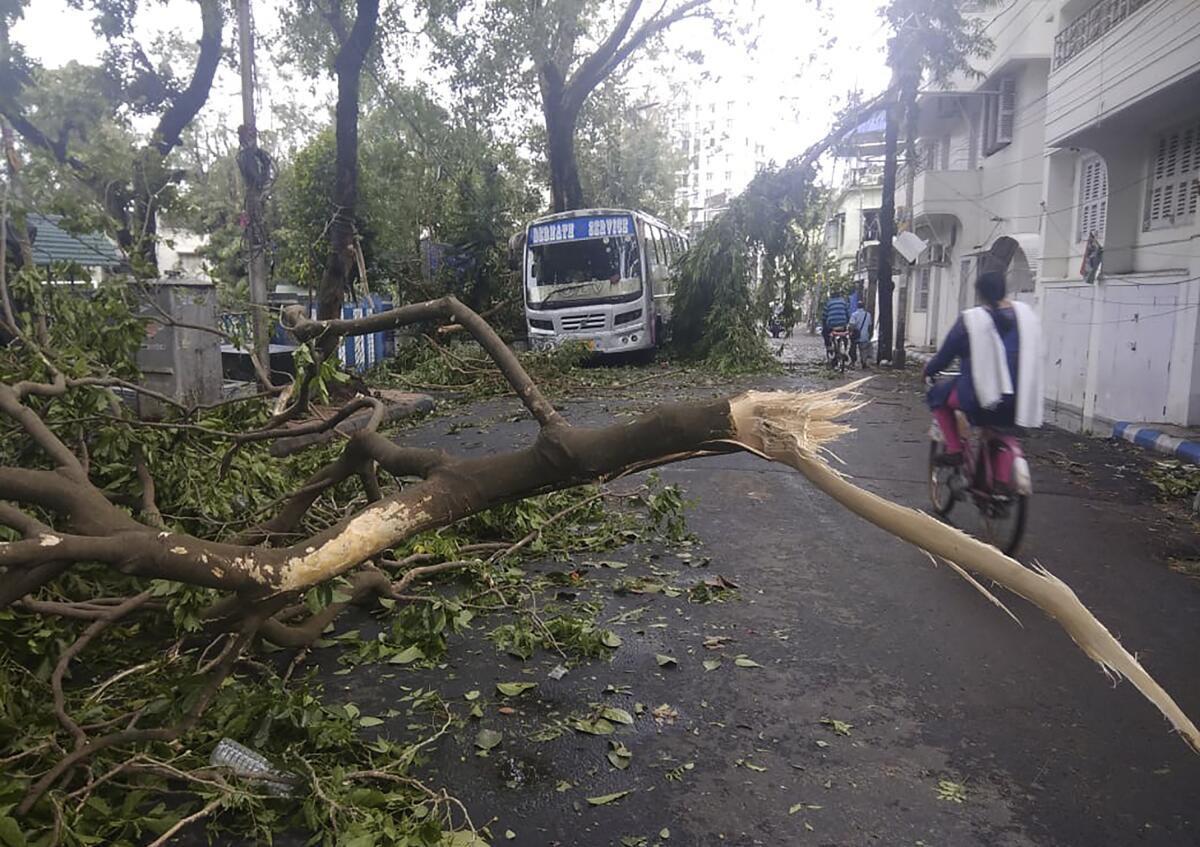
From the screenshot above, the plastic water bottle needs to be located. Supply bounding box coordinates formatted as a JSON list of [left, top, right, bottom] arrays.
[[209, 738, 300, 797]]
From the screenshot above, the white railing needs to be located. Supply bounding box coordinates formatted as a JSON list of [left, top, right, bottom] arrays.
[[1053, 0, 1152, 69]]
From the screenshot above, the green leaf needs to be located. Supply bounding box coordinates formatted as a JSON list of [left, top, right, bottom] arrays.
[[600, 630, 623, 648], [571, 717, 616, 736], [733, 656, 761, 668], [0, 817, 26, 847], [586, 789, 633, 806], [464, 690, 481, 701], [475, 729, 503, 750], [389, 645, 425, 664], [819, 717, 853, 736], [601, 706, 634, 725], [702, 659, 721, 672], [469, 703, 484, 719], [655, 654, 677, 667], [660, 828, 671, 839], [607, 740, 632, 769], [358, 716, 385, 727], [496, 682, 537, 697], [789, 803, 822, 814]]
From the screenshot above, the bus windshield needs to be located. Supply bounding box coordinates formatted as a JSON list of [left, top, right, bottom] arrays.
[[527, 235, 643, 307]]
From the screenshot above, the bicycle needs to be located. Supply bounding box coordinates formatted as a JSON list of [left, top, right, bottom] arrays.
[[826, 327, 851, 373], [927, 374, 1032, 555]]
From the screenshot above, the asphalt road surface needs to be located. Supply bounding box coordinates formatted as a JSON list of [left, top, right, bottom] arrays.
[[225, 335, 1200, 847]]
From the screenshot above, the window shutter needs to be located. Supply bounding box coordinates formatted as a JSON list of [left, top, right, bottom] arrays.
[[996, 77, 1016, 146], [1145, 119, 1200, 230], [1077, 155, 1108, 242]]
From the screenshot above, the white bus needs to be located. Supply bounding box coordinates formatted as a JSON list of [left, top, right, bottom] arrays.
[[521, 208, 688, 355]]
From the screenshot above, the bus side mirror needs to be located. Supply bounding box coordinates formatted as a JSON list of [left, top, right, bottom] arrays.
[[507, 232, 526, 272]]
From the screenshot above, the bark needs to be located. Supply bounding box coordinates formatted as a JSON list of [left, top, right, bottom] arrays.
[[540, 70, 584, 213], [317, 0, 380, 322]]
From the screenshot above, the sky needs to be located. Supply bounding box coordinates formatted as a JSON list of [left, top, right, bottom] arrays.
[[10, 0, 891, 176]]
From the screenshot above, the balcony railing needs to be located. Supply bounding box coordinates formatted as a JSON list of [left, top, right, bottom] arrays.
[[1054, 0, 1152, 69]]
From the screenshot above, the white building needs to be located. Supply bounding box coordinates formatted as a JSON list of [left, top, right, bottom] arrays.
[[843, 0, 1200, 432], [672, 78, 772, 231], [157, 227, 210, 280], [824, 161, 884, 283]]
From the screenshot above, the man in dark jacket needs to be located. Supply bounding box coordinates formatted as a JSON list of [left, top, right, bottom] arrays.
[[821, 291, 851, 355]]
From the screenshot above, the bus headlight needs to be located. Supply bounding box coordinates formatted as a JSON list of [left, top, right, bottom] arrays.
[[614, 308, 642, 326]]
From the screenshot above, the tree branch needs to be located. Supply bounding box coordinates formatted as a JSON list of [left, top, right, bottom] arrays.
[[283, 296, 564, 428], [565, 0, 710, 111], [151, 0, 224, 156]]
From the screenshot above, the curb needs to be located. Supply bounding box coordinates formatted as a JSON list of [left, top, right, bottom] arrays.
[[1112, 422, 1200, 466]]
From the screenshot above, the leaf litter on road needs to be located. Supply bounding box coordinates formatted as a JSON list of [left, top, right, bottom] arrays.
[[587, 789, 633, 806], [820, 717, 853, 736]]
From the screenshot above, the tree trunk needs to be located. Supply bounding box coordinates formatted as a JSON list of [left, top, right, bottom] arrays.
[[543, 98, 584, 213], [317, 0, 380, 322], [876, 97, 899, 363]]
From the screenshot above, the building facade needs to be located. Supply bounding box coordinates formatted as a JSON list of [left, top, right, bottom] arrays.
[[672, 78, 771, 232], [834, 0, 1200, 432]]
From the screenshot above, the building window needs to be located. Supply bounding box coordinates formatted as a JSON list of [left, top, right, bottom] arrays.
[[825, 213, 845, 252], [982, 76, 1016, 157], [922, 136, 952, 171], [1077, 154, 1108, 242], [1145, 120, 1200, 230], [959, 256, 974, 310], [914, 267, 931, 313], [862, 209, 881, 242], [724, 171, 732, 182]]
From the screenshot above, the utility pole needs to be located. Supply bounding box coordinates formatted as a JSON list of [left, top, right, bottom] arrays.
[[875, 87, 900, 363], [893, 123, 916, 369], [236, 0, 271, 380]]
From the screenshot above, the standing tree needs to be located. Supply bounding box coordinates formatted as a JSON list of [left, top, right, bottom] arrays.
[[875, 0, 995, 361], [429, 0, 717, 212], [0, 0, 224, 275], [277, 0, 380, 321]]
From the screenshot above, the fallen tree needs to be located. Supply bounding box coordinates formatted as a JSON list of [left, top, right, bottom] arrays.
[[1, 292, 1197, 838]]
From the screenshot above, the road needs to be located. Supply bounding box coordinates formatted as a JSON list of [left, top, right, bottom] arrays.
[[310, 334, 1200, 847]]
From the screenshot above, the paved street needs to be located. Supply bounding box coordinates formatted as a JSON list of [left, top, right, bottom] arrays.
[[299, 335, 1200, 847]]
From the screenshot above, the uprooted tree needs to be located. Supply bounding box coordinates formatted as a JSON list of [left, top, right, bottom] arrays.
[[1, 277, 1198, 838]]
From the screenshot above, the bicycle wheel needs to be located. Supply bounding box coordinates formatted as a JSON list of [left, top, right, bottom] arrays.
[[928, 441, 956, 517], [983, 493, 1028, 555]]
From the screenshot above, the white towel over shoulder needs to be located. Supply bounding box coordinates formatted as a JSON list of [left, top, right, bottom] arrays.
[[962, 302, 1043, 428]]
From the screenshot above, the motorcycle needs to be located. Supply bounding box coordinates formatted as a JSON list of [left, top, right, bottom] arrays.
[[826, 327, 851, 373]]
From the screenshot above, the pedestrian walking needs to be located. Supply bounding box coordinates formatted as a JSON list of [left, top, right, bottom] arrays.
[[850, 300, 873, 367]]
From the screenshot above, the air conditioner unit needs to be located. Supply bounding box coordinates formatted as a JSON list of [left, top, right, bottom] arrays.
[[928, 244, 950, 265]]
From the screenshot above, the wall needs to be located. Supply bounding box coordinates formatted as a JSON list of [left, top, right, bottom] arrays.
[[1041, 272, 1200, 429]]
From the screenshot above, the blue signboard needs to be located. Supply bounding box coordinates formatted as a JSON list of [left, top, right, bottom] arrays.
[[528, 214, 635, 246]]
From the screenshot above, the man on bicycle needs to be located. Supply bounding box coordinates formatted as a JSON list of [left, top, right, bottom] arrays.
[[821, 289, 851, 358], [922, 270, 1043, 465]]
